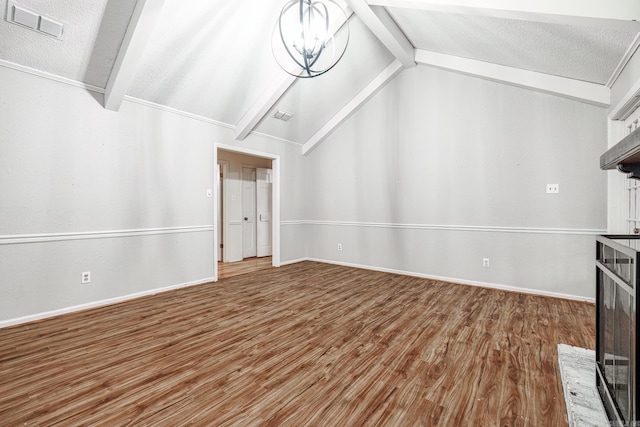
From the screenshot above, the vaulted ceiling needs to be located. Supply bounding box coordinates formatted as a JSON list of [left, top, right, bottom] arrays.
[[1, 0, 639, 154]]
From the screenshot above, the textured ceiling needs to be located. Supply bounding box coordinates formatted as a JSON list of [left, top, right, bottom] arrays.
[[0, 0, 135, 87], [128, 0, 285, 127], [0, 1, 636, 145], [388, 8, 638, 85], [254, 17, 395, 143]]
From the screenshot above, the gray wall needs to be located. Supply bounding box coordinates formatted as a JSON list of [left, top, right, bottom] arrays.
[[304, 65, 608, 299], [0, 65, 306, 324], [0, 61, 611, 325]]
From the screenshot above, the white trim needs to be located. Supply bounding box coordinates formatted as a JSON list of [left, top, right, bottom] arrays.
[[345, 1, 415, 68], [214, 144, 282, 281], [123, 96, 234, 128], [415, 50, 610, 107], [244, 131, 301, 147], [367, 0, 640, 32], [0, 59, 105, 93], [0, 59, 299, 147], [306, 257, 595, 303], [297, 220, 605, 235], [0, 276, 215, 329], [123, 98, 303, 146], [281, 220, 308, 226], [104, 0, 165, 111], [234, 75, 297, 141], [302, 59, 404, 155], [608, 75, 640, 121], [216, 143, 279, 161], [0, 225, 214, 245], [217, 160, 229, 265], [279, 257, 308, 266], [607, 33, 640, 89]]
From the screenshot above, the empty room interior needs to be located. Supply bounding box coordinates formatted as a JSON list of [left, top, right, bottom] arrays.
[[1, 0, 640, 425]]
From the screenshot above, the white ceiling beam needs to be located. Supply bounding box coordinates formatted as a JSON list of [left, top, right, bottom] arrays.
[[367, 0, 640, 32], [234, 9, 354, 141], [345, 0, 416, 68], [104, 0, 165, 111], [234, 75, 297, 141], [302, 59, 404, 156], [415, 50, 610, 107]]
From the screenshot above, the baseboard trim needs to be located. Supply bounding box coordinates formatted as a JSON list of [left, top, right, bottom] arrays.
[[0, 276, 215, 329], [303, 257, 594, 303], [1, 258, 594, 329], [280, 257, 308, 266]]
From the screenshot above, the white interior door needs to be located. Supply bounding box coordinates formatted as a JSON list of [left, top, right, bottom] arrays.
[[242, 167, 257, 258], [217, 163, 223, 262], [256, 168, 272, 257]]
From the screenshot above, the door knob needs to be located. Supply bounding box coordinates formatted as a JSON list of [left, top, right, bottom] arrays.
[[244, 217, 248, 221]]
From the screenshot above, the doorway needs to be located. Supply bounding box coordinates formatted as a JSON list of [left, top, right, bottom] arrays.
[[214, 144, 280, 281], [242, 167, 273, 259]]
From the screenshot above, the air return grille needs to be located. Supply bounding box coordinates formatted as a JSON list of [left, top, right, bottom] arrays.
[[7, 1, 63, 38]]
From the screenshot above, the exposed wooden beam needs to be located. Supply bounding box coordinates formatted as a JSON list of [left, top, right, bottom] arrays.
[[345, 0, 415, 68], [415, 50, 610, 107], [104, 0, 165, 111], [302, 59, 404, 156], [234, 9, 354, 141], [367, 0, 640, 32]]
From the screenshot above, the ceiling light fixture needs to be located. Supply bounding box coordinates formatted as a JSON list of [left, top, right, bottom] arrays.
[[272, 0, 350, 78]]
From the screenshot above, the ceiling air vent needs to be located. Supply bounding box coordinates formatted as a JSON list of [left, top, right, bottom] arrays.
[[7, 1, 63, 38], [273, 110, 293, 122]]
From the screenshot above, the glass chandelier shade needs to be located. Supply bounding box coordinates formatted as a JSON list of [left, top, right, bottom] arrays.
[[272, 0, 350, 78]]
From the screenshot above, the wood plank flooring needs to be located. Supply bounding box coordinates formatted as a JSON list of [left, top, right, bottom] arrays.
[[0, 261, 595, 426], [218, 256, 272, 279]]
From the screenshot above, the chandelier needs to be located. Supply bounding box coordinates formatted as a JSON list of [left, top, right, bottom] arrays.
[[272, 0, 350, 78]]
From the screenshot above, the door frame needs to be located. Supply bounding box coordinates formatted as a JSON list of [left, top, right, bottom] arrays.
[[213, 144, 281, 281], [217, 160, 229, 263]]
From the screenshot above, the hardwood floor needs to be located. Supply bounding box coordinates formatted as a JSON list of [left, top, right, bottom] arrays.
[[0, 262, 595, 426], [218, 256, 272, 279]]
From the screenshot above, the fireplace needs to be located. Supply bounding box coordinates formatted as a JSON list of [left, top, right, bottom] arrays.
[[596, 235, 639, 425]]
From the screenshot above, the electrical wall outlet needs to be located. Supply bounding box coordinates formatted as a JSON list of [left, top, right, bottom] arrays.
[[337, 243, 343, 251], [482, 258, 490, 268], [81, 271, 91, 284], [546, 184, 559, 194]]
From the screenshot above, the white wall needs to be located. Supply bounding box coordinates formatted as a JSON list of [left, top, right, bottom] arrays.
[[0, 65, 306, 325], [304, 65, 608, 300]]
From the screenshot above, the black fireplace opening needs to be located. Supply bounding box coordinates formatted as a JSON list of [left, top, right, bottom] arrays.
[[596, 235, 638, 426]]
